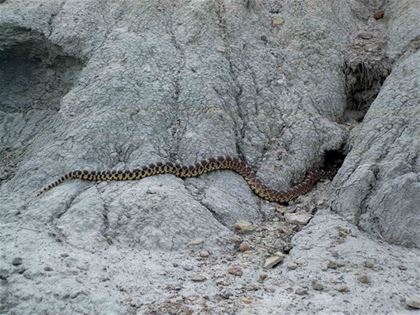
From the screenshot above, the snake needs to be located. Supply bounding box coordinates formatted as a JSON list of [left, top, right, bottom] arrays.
[[37, 155, 334, 203]]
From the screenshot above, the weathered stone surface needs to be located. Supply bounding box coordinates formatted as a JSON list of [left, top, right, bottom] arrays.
[[0, 0, 419, 314], [329, 0, 420, 247]]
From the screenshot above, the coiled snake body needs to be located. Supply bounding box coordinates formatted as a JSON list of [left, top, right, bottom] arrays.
[[37, 156, 332, 203]]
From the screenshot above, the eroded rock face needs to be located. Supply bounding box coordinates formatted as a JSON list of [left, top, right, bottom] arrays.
[[330, 0, 420, 247], [0, 0, 419, 313]]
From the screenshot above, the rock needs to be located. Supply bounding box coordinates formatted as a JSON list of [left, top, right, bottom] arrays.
[[12, 257, 22, 266], [258, 273, 268, 282], [44, 266, 53, 272], [234, 220, 256, 233], [227, 265, 243, 276], [336, 285, 349, 293], [357, 274, 371, 284], [295, 287, 308, 295], [284, 212, 312, 225], [373, 10, 384, 20], [363, 260, 375, 269], [312, 280, 324, 291], [0, 269, 8, 280], [199, 250, 210, 258], [191, 274, 207, 282], [327, 260, 338, 269], [264, 253, 285, 269], [0, 0, 419, 314], [241, 297, 252, 304], [406, 296, 420, 309], [338, 227, 350, 238], [287, 261, 299, 270], [182, 265, 193, 271], [220, 290, 233, 299], [190, 239, 204, 245], [239, 241, 251, 252], [272, 17, 284, 26]]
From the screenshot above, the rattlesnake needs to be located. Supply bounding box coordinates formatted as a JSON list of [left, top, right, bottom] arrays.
[[37, 155, 334, 203]]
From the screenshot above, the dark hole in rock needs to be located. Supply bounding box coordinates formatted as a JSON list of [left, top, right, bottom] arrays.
[[0, 25, 85, 183], [343, 53, 391, 123], [323, 150, 345, 176], [0, 26, 85, 113]]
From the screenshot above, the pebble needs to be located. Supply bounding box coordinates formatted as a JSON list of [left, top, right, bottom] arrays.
[[199, 250, 210, 258], [357, 274, 371, 284], [284, 212, 312, 225], [191, 274, 207, 282], [312, 280, 324, 291], [287, 261, 299, 270], [0, 269, 8, 280], [327, 260, 338, 269], [295, 287, 308, 295], [336, 285, 349, 293], [363, 260, 375, 269], [272, 17, 285, 26], [399, 265, 408, 271], [228, 265, 243, 276], [258, 273, 268, 282], [220, 290, 233, 299], [12, 257, 23, 266], [241, 296, 253, 304], [234, 220, 256, 233], [182, 265, 193, 271], [190, 238, 204, 245], [338, 227, 350, 238], [373, 10, 384, 20], [44, 266, 53, 272], [264, 253, 285, 269], [15, 267, 26, 274], [327, 260, 345, 269], [239, 241, 251, 252], [406, 296, 420, 309]]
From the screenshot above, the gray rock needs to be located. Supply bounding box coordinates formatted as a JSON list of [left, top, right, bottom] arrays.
[[329, 1, 420, 248], [0, 0, 418, 314]]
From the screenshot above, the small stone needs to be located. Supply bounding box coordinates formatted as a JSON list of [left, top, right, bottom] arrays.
[[272, 17, 284, 26], [15, 267, 26, 274], [258, 273, 268, 282], [190, 238, 204, 245], [284, 212, 312, 225], [191, 274, 207, 282], [0, 269, 8, 280], [357, 274, 371, 284], [182, 265, 193, 271], [234, 220, 256, 233], [311, 280, 324, 291], [327, 260, 338, 269], [44, 266, 53, 272], [12, 257, 22, 266], [336, 285, 349, 293], [363, 260, 375, 269], [172, 262, 179, 267], [338, 227, 350, 238], [241, 296, 252, 304], [220, 290, 233, 299], [61, 253, 69, 258], [200, 250, 210, 258], [406, 296, 420, 309], [287, 261, 299, 270], [239, 241, 251, 252], [216, 46, 226, 53], [228, 265, 243, 276], [399, 265, 408, 271], [373, 10, 384, 20], [264, 253, 285, 269], [295, 287, 308, 295]]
